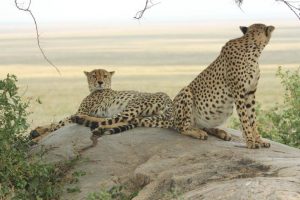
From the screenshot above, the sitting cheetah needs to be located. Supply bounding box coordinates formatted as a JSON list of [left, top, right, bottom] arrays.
[[30, 69, 173, 143], [74, 24, 274, 149], [172, 23, 275, 149]]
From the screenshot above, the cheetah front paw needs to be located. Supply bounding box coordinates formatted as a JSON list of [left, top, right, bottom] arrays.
[[220, 131, 232, 141], [246, 140, 260, 149], [256, 139, 271, 148], [29, 126, 51, 142], [29, 128, 42, 139], [205, 128, 232, 141], [182, 129, 208, 140]]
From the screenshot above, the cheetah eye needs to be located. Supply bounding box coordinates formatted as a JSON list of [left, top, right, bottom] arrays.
[[92, 74, 97, 78], [103, 75, 108, 78]]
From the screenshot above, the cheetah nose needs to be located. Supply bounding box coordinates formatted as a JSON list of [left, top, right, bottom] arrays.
[[98, 81, 103, 85]]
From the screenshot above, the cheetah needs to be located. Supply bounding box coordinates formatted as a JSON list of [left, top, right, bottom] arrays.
[[74, 24, 274, 149], [30, 69, 117, 142], [172, 23, 275, 149], [30, 69, 173, 144]]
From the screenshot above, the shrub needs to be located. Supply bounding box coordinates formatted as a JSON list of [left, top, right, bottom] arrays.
[[229, 67, 300, 148], [0, 74, 67, 199], [266, 67, 300, 148], [86, 185, 139, 200]]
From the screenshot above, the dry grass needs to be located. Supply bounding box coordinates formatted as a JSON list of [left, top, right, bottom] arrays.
[[0, 24, 299, 130], [1, 65, 298, 130]]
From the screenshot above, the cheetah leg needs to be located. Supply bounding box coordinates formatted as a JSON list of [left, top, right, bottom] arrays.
[[72, 96, 158, 146], [133, 116, 173, 128], [71, 103, 144, 129], [71, 102, 150, 145], [30, 113, 108, 143], [72, 114, 128, 128], [73, 114, 107, 123], [30, 117, 73, 143], [234, 95, 259, 149], [132, 96, 174, 128], [92, 102, 174, 143], [90, 124, 137, 146], [132, 102, 174, 129], [89, 114, 174, 146], [72, 96, 174, 145], [245, 92, 270, 148], [173, 87, 208, 140], [181, 128, 208, 140], [203, 128, 232, 141], [71, 115, 131, 146]]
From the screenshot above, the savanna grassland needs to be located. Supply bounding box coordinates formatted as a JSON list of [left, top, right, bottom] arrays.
[[0, 24, 299, 129]]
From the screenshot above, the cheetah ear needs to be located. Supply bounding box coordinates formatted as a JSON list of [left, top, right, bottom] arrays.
[[84, 71, 89, 76], [240, 26, 248, 35], [109, 71, 115, 76], [265, 26, 275, 37]]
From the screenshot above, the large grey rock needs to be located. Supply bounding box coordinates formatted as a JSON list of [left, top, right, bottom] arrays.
[[33, 125, 300, 200]]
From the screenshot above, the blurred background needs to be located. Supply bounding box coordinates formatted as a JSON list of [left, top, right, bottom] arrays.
[[0, 0, 299, 128]]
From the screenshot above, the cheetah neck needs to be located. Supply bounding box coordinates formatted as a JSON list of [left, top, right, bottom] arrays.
[[241, 34, 265, 54], [226, 38, 264, 61]]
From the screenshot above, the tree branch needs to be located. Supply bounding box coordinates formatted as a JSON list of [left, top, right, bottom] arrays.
[[235, 0, 244, 8], [134, 0, 160, 20], [235, 0, 300, 21], [276, 0, 300, 20], [15, 0, 61, 74]]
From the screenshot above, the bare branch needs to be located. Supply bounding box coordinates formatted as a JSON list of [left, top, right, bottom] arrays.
[[235, 0, 244, 8], [276, 0, 300, 20], [134, 0, 160, 20], [15, 0, 61, 74], [234, 0, 245, 12], [235, 0, 300, 21]]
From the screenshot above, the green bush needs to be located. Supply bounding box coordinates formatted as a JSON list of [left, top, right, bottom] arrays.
[[266, 67, 300, 148], [0, 74, 67, 199], [229, 67, 300, 148], [86, 185, 139, 200]]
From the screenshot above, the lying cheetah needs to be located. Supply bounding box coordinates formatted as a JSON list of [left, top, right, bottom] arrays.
[[172, 23, 275, 149], [30, 69, 173, 143], [74, 24, 274, 149], [30, 69, 117, 142]]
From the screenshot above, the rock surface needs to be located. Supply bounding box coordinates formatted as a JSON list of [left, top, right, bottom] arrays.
[[32, 124, 300, 200]]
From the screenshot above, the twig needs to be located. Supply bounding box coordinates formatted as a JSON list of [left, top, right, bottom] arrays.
[[235, 0, 244, 8], [276, 0, 300, 20], [235, 0, 300, 21], [134, 0, 160, 20], [234, 0, 245, 12], [14, 0, 61, 74]]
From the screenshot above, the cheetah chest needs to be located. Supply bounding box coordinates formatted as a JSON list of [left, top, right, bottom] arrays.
[[245, 64, 260, 92], [193, 102, 234, 129], [192, 88, 235, 129]]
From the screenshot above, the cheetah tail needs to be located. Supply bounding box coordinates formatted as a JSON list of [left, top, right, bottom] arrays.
[[71, 115, 100, 129], [92, 124, 137, 136]]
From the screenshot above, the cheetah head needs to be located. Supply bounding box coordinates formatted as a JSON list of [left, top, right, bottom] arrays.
[[84, 69, 115, 92], [240, 23, 275, 48]]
